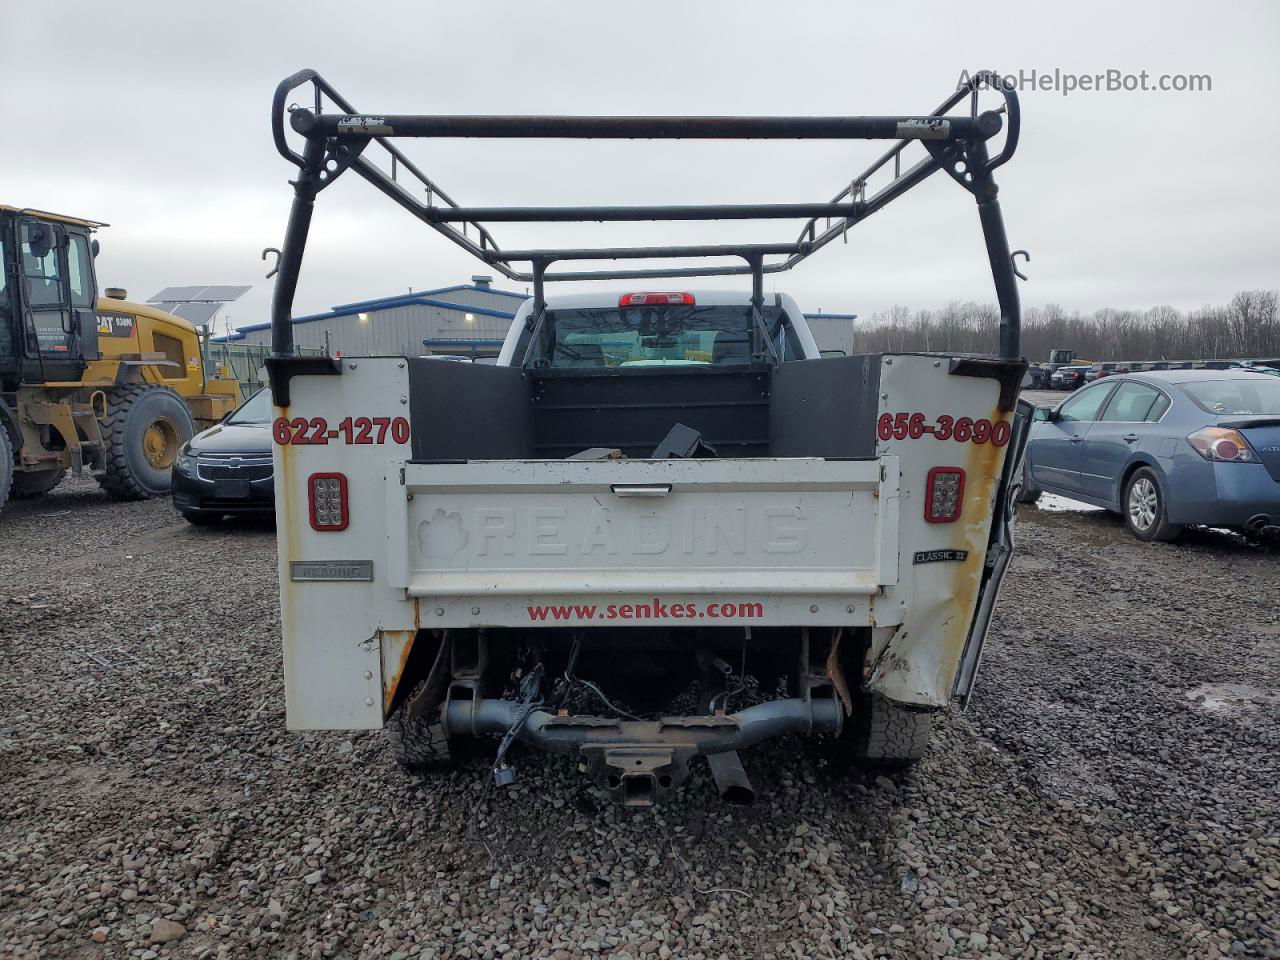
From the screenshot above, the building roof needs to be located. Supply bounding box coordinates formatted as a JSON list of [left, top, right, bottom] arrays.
[[211, 282, 856, 342], [331, 283, 528, 311], [212, 282, 524, 341]]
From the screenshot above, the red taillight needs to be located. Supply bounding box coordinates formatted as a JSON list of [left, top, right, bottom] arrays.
[[309, 473, 349, 531], [1188, 427, 1254, 462], [618, 292, 695, 307], [924, 467, 965, 523], [1213, 438, 1241, 460]]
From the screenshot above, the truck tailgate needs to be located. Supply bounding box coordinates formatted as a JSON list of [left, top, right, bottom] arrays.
[[387, 457, 899, 627]]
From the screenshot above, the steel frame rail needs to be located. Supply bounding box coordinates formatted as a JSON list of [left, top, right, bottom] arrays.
[[268, 69, 1023, 365]]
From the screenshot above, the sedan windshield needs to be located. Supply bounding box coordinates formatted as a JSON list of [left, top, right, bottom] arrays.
[[227, 389, 272, 424], [1180, 378, 1280, 416]]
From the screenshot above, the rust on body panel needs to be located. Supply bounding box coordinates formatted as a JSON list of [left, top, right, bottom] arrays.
[[867, 392, 1014, 706], [380, 629, 419, 715]]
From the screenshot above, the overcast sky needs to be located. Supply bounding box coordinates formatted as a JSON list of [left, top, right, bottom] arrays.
[[4, 0, 1278, 335]]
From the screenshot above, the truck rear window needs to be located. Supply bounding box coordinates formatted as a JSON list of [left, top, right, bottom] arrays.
[[519, 305, 795, 368]]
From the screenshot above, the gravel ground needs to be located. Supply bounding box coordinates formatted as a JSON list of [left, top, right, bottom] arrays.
[[1, 476, 1277, 959]]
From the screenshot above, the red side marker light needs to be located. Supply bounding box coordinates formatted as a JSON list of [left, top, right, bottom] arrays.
[[924, 467, 965, 523], [309, 473, 349, 531]]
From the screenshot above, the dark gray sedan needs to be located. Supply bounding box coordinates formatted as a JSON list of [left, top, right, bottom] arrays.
[[1020, 370, 1280, 541]]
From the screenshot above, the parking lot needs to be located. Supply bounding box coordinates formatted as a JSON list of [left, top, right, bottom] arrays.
[[0, 479, 1275, 960]]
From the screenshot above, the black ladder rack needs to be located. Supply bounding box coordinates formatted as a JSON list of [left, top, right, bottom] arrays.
[[268, 69, 1024, 366]]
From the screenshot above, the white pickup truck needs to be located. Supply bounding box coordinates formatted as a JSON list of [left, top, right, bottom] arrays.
[[265, 69, 1030, 805]]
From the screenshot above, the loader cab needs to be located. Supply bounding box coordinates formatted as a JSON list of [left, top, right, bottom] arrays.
[[0, 208, 101, 387]]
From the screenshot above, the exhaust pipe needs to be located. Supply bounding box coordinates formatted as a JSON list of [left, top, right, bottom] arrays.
[[1246, 514, 1278, 533], [707, 750, 755, 805]]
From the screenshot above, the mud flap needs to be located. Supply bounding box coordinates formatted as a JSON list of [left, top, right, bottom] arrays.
[[952, 397, 1033, 707]]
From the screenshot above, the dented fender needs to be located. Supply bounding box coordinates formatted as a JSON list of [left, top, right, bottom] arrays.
[[864, 355, 1028, 708]]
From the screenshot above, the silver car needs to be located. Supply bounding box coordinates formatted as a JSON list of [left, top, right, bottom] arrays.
[[1020, 370, 1280, 541]]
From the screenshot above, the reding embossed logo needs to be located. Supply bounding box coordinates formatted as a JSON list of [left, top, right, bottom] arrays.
[[417, 509, 469, 560]]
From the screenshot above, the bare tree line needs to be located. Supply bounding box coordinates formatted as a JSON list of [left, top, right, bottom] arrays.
[[854, 290, 1280, 361]]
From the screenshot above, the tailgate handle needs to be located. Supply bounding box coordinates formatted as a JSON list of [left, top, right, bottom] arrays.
[[610, 483, 672, 498]]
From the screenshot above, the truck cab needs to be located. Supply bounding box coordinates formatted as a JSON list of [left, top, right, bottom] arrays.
[[496, 290, 821, 368]]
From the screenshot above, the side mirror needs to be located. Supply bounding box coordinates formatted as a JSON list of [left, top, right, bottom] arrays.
[[26, 224, 57, 259], [1033, 405, 1054, 422], [90, 239, 101, 258]]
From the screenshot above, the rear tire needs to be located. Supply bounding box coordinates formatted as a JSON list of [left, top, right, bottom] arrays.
[[1124, 467, 1182, 542], [385, 679, 456, 772], [11, 468, 66, 499], [96, 385, 194, 501], [823, 693, 933, 773], [856, 694, 933, 770], [1016, 460, 1041, 505], [0, 429, 13, 511]]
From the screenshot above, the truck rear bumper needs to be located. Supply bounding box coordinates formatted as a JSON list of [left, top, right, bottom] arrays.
[[443, 696, 842, 806]]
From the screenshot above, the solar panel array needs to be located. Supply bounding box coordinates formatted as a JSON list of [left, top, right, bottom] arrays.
[[147, 285, 252, 328], [149, 285, 252, 304]]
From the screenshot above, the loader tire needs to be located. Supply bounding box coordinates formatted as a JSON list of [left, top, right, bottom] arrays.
[[385, 680, 455, 772], [12, 468, 66, 499], [822, 693, 933, 773], [0, 429, 12, 511], [96, 385, 194, 501]]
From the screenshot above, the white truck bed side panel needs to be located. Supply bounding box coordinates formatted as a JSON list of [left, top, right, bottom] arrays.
[[274, 359, 419, 730], [867, 354, 1016, 707]]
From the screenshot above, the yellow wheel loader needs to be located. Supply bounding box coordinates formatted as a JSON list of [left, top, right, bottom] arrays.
[[0, 206, 242, 510]]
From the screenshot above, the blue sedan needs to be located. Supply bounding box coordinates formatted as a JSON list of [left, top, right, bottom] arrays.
[[1020, 370, 1280, 541]]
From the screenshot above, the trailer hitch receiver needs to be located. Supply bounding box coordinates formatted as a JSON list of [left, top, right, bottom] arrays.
[[583, 745, 690, 807]]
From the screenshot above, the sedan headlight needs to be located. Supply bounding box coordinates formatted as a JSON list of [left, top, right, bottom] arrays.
[[174, 448, 195, 475]]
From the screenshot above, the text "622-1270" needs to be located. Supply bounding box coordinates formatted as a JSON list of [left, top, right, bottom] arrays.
[[273, 416, 410, 446]]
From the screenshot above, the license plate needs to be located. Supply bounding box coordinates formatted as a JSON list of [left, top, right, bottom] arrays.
[[215, 480, 250, 499]]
